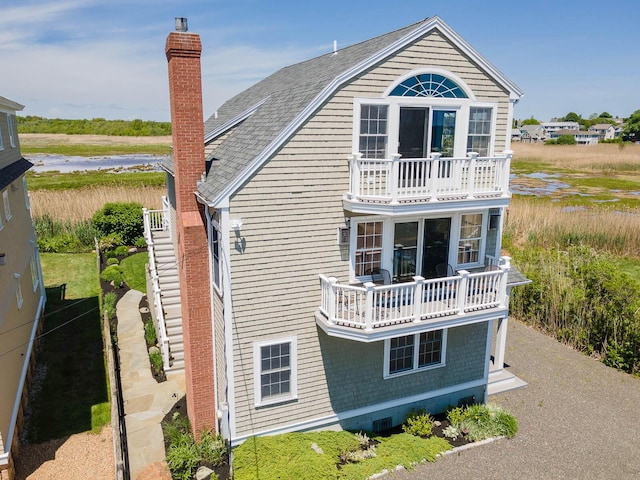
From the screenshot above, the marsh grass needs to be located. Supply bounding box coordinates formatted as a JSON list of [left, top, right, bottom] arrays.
[[22, 143, 171, 156], [505, 196, 640, 258], [30, 186, 164, 222], [26, 171, 165, 191], [512, 142, 640, 172]]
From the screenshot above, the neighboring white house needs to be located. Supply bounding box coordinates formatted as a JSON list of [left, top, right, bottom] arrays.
[[588, 123, 616, 141], [548, 129, 599, 145], [145, 16, 530, 448], [519, 125, 546, 143], [541, 121, 580, 134]]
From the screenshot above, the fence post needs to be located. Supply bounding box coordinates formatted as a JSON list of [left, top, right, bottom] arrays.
[[412, 276, 424, 323]]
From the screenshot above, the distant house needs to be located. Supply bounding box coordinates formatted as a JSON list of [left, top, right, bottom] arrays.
[[144, 16, 529, 446], [541, 121, 580, 134], [0, 96, 46, 480], [588, 123, 616, 141], [548, 129, 599, 145], [519, 125, 546, 143]]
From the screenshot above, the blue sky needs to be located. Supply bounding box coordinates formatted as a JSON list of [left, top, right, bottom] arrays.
[[2, 0, 639, 122]]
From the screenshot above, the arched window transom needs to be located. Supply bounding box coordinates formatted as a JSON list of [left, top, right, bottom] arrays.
[[390, 73, 468, 98]]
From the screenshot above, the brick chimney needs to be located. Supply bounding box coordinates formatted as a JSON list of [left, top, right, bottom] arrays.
[[166, 18, 215, 437]]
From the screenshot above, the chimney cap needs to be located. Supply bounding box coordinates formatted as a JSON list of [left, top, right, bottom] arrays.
[[175, 17, 188, 32]]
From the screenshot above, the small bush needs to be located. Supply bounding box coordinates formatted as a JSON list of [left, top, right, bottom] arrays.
[[114, 245, 130, 257], [166, 441, 201, 480], [100, 265, 124, 287], [134, 236, 147, 249], [199, 429, 227, 467], [445, 406, 469, 426], [459, 404, 518, 441], [149, 351, 163, 373], [98, 233, 124, 252], [103, 292, 117, 320], [402, 409, 434, 437], [144, 320, 157, 346], [106, 257, 119, 266]]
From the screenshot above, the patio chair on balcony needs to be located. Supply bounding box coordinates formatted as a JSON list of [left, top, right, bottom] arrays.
[[436, 263, 455, 278], [366, 268, 392, 286]]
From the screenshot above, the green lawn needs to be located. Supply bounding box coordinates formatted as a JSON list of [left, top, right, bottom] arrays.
[[26, 170, 165, 191], [121, 252, 148, 292], [22, 143, 171, 156], [28, 253, 110, 442]]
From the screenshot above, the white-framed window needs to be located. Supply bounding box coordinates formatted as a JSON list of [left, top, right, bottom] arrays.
[[254, 337, 297, 406], [3, 189, 11, 221], [359, 104, 388, 159], [355, 221, 383, 277], [0, 118, 4, 150], [7, 114, 15, 148], [23, 177, 31, 210], [16, 281, 23, 309], [467, 107, 493, 156], [211, 226, 221, 290], [384, 329, 446, 377], [30, 250, 39, 292], [458, 213, 484, 265]]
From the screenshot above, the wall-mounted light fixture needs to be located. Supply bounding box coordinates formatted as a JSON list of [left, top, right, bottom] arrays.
[[231, 219, 243, 232]]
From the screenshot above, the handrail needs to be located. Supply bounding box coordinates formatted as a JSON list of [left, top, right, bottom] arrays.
[[319, 257, 511, 331], [142, 208, 171, 370]]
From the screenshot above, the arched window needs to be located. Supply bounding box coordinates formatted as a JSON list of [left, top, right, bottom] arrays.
[[389, 73, 468, 98]]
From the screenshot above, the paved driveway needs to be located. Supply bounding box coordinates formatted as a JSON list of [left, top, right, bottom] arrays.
[[393, 319, 640, 480]]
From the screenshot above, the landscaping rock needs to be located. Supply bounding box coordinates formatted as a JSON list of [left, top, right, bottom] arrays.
[[195, 465, 215, 480], [311, 442, 324, 454]]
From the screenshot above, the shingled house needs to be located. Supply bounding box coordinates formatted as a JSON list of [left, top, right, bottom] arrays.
[[144, 16, 528, 445], [0, 96, 46, 480]]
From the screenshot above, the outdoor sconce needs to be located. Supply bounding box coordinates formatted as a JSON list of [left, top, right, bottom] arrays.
[[231, 219, 243, 232], [0, 253, 5, 266], [11, 183, 18, 191]]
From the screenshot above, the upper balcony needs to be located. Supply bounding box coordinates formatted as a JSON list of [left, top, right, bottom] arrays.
[[316, 259, 511, 342], [343, 151, 512, 215]]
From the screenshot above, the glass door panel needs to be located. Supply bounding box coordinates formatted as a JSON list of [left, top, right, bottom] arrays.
[[393, 222, 418, 283], [399, 107, 429, 158], [422, 218, 451, 279], [431, 110, 456, 158]]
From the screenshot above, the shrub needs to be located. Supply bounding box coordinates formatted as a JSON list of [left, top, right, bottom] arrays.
[[114, 245, 130, 257], [459, 404, 518, 441], [445, 406, 468, 426], [166, 441, 201, 480], [103, 292, 117, 320], [149, 351, 163, 373], [98, 233, 124, 252], [199, 429, 227, 467], [144, 320, 157, 346], [100, 265, 124, 287], [92, 202, 143, 246], [134, 236, 147, 249], [106, 258, 119, 266], [402, 409, 434, 437]]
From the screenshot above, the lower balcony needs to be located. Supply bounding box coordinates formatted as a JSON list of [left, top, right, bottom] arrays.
[[316, 265, 510, 342]]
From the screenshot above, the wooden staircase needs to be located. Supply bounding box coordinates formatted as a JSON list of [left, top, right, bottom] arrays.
[[151, 231, 185, 374]]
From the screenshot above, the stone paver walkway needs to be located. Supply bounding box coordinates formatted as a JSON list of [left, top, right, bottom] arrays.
[[116, 290, 185, 480]]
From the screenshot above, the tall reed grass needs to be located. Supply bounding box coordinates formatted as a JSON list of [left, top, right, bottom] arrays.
[[512, 142, 640, 172], [30, 186, 164, 222], [505, 196, 640, 258]]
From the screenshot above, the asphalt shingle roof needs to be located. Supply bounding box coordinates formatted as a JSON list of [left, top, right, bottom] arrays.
[[0, 157, 32, 191]]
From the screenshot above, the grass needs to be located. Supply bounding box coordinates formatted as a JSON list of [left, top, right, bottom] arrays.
[[26, 170, 165, 191], [22, 143, 171, 156], [27, 253, 110, 442], [120, 252, 148, 292]]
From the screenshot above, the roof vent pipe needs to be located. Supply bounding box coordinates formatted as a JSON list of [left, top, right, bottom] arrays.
[[175, 17, 188, 32], [333, 40, 337, 54]]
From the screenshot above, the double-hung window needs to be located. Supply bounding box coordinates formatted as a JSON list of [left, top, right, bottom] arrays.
[[7, 114, 15, 147], [359, 105, 388, 159], [458, 213, 483, 265], [355, 221, 383, 277], [385, 330, 446, 377], [3, 190, 11, 221], [254, 337, 297, 406], [467, 107, 493, 156], [212, 227, 221, 290]]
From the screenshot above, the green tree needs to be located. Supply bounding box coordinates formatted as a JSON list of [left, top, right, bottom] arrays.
[[556, 134, 577, 145], [521, 116, 540, 125], [92, 202, 144, 246], [624, 109, 640, 142], [599, 111, 613, 118], [562, 112, 582, 123]]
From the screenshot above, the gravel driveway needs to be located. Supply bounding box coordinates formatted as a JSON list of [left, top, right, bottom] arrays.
[[392, 319, 640, 480]]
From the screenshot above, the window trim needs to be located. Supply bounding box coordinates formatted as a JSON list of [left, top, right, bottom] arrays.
[[253, 336, 297, 407], [16, 281, 23, 309], [7, 114, 15, 148], [456, 213, 487, 268], [383, 329, 447, 378], [3, 189, 11, 221], [30, 250, 39, 292]]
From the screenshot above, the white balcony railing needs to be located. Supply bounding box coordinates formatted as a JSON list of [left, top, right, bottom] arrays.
[[318, 258, 510, 332], [142, 204, 171, 370], [345, 151, 512, 205]]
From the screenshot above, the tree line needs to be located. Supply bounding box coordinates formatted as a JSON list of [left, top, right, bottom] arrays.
[[17, 116, 171, 136]]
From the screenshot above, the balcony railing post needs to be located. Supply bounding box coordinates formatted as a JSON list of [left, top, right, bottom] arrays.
[[348, 153, 362, 200], [502, 150, 513, 197], [412, 276, 425, 323], [457, 270, 469, 312], [498, 256, 511, 307], [390, 154, 401, 204], [327, 276, 338, 325], [467, 152, 478, 199], [429, 153, 441, 200], [364, 282, 375, 331]]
